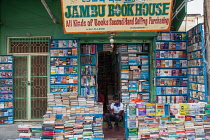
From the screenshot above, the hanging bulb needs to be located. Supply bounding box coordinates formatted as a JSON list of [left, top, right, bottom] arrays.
[[111, 44, 114, 48], [110, 38, 114, 44]]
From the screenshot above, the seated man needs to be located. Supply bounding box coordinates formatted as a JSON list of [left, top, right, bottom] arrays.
[[105, 96, 124, 131]]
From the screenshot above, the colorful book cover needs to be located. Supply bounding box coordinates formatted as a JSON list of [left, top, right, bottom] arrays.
[[164, 42, 169, 49], [156, 42, 160, 49], [136, 103, 146, 116], [129, 104, 136, 116], [156, 104, 165, 116], [146, 103, 156, 116], [176, 42, 180, 49], [180, 103, 190, 115], [205, 104, 210, 115]]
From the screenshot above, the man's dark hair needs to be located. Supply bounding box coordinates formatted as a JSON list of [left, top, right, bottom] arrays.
[[113, 96, 119, 101]]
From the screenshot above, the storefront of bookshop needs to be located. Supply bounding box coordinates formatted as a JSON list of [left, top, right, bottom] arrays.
[[2, 0, 210, 140]]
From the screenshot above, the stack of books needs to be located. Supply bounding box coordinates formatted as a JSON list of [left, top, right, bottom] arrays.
[[42, 114, 55, 139], [63, 116, 75, 139], [18, 124, 31, 139], [194, 121, 205, 139], [176, 122, 186, 139], [83, 116, 93, 138], [29, 123, 42, 139], [78, 97, 86, 106], [54, 119, 65, 139], [166, 122, 177, 138], [73, 116, 84, 139], [93, 117, 103, 139], [42, 124, 54, 139], [86, 98, 95, 107], [204, 122, 210, 139], [185, 121, 195, 139]]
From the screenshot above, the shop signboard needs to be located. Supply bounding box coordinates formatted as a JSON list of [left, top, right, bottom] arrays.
[[60, 0, 173, 33]]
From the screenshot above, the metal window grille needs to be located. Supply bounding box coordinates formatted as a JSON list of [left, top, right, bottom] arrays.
[[8, 36, 51, 53]]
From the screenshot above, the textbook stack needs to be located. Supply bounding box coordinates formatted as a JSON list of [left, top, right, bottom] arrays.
[[40, 91, 103, 139], [83, 116, 93, 138], [125, 103, 210, 139], [29, 124, 42, 139], [42, 114, 55, 139], [18, 124, 32, 139], [93, 117, 104, 139], [18, 123, 43, 139]]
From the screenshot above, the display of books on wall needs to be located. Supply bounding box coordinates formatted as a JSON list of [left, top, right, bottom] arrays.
[[156, 32, 188, 102], [156, 60, 187, 68], [50, 76, 78, 83], [50, 66, 77, 75], [157, 96, 188, 104], [50, 39, 77, 48], [187, 24, 207, 102], [117, 43, 149, 53], [50, 85, 78, 93], [156, 51, 187, 58], [157, 78, 187, 86], [156, 42, 186, 50], [156, 69, 187, 77], [50, 49, 77, 56], [50, 58, 77, 66], [118, 43, 150, 103], [50, 39, 79, 95], [157, 32, 186, 41], [156, 87, 187, 95], [80, 44, 97, 98], [0, 55, 13, 125]]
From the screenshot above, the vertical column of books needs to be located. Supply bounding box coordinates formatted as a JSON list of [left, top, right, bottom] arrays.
[[80, 44, 97, 99], [50, 39, 78, 95], [187, 24, 208, 102], [0, 55, 13, 124], [118, 43, 150, 103], [156, 32, 188, 103]]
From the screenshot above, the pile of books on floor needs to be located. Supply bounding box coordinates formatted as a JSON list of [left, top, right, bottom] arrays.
[[42, 115, 103, 139], [18, 123, 42, 139], [17, 91, 104, 139], [47, 92, 97, 107], [126, 102, 210, 139], [129, 117, 210, 139], [93, 117, 103, 139], [44, 105, 102, 115]]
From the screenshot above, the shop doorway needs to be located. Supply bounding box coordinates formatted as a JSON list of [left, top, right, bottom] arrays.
[[97, 45, 125, 139], [7, 37, 50, 121], [96, 43, 150, 139]]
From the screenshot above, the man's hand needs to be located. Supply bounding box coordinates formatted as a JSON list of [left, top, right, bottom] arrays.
[[110, 109, 114, 114]]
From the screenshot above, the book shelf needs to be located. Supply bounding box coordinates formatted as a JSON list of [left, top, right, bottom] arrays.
[[187, 24, 208, 102], [50, 39, 79, 94], [118, 43, 150, 103], [0, 55, 14, 124], [80, 44, 98, 99], [155, 32, 188, 104]]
